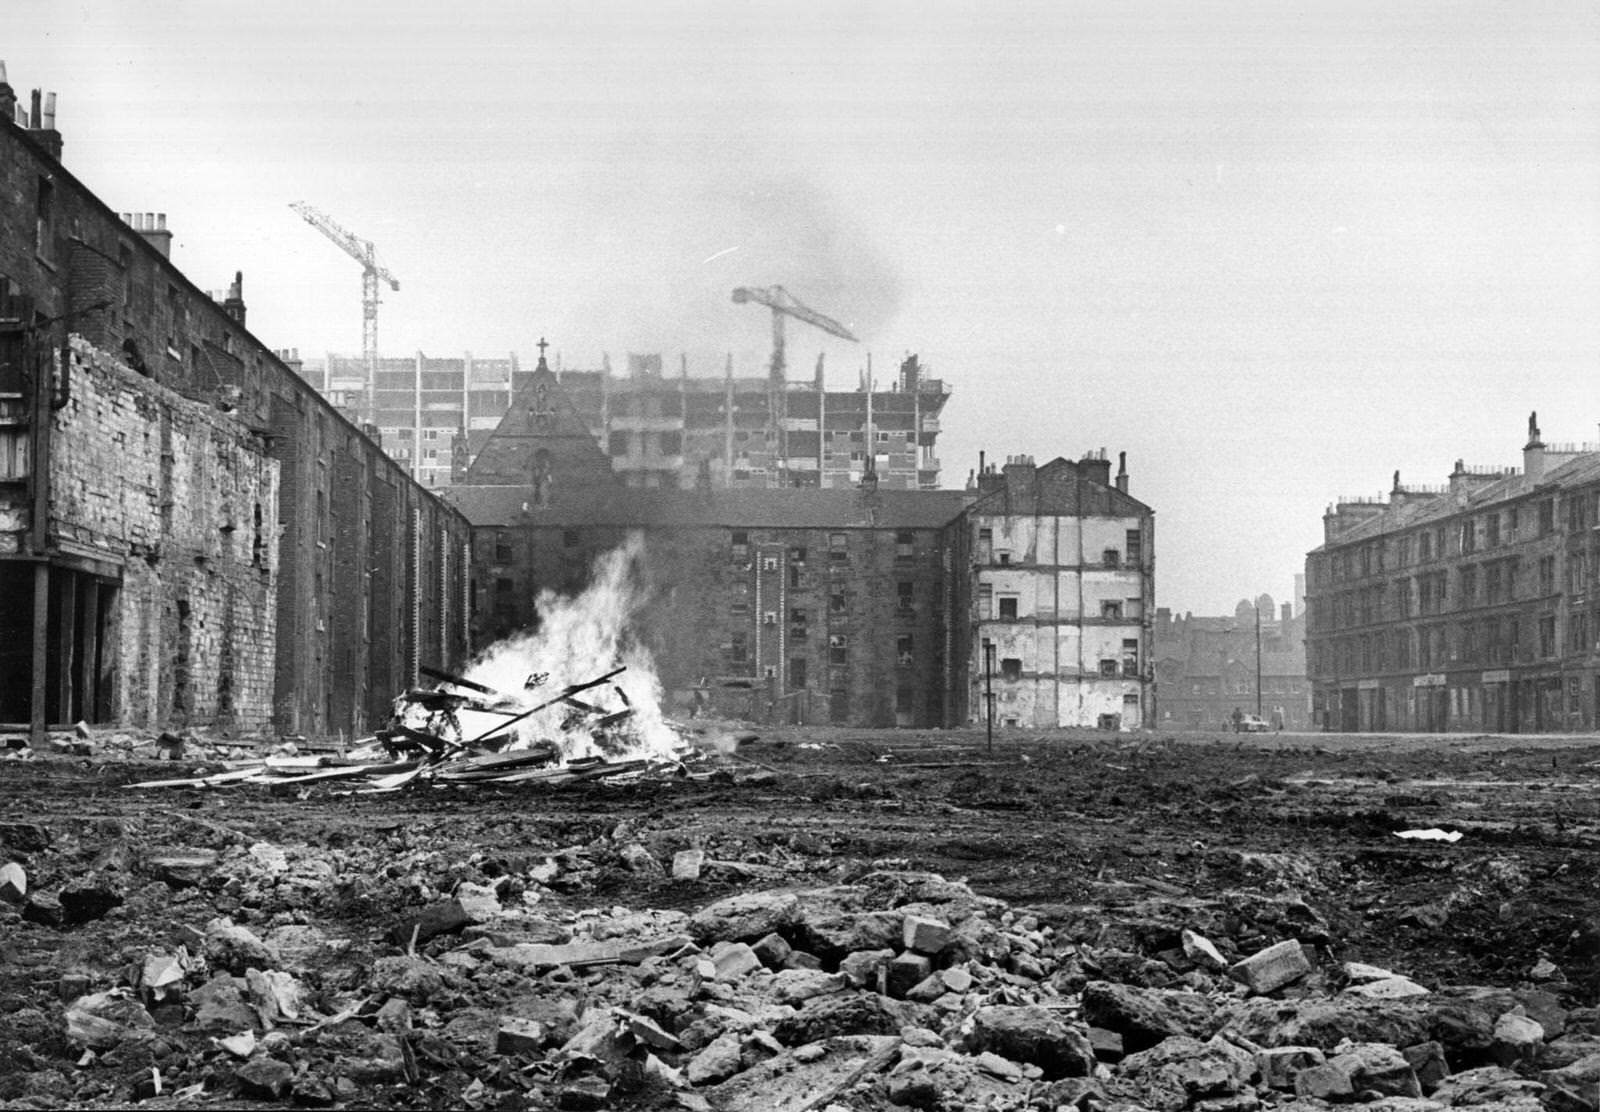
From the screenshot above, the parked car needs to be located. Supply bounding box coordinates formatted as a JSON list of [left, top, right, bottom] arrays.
[[1236, 714, 1271, 733]]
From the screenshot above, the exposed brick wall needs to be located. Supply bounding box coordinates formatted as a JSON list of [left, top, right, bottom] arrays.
[[0, 114, 474, 737], [52, 339, 279, 730]]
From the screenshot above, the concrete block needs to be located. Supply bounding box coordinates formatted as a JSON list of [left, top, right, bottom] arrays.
[[1181, 928, 1227, 971], [0, 861, 25, 904], [888, 951, 933, 998], [903, 914, 953, 955], [1490, 1012, 1545, 1067], [1229, 938, 1312, 994], [839, 948, 894, 991], [672, 849, 705, 880], [712, 942, 763, 981], [1258, 1045, 1325, 1090], [752, 931, 792, 969], [1401, 1040, 1449, 1094]]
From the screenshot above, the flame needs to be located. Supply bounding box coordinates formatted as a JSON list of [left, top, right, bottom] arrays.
[[461, 532, 682, 763]]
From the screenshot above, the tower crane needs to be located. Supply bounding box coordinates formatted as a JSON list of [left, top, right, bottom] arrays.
[[289, 201, 400, 425], [732, 286, 859, 488], [731, 285, 857, 385]]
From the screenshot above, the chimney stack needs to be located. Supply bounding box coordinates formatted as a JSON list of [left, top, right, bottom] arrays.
[[0, 60, 13, 124], [1523, 410, 1545, 484], [123, 212, 173, 258], [1115, 450, 1129, 493], [20, 82, 63, 159], [1077, 448, 1112, 488], [223, 271, 246, 326]]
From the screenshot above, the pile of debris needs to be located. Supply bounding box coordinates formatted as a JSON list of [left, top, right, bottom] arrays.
[[127, 665, 710, 794], [9, 824, 1598, 1111]]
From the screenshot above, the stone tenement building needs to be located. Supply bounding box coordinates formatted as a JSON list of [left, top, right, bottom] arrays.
[[0, 69, 470, 740], [299, 348, 951, 494], [448, 360, 1155, 729], [1306, 415, 1600, 733], [948, 454, 1155, 731], [1152, 595, 1310, 731]]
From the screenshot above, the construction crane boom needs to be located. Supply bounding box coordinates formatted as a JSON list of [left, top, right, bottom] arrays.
[[290, 201, 400, 427], [731, 285, 857, 386]]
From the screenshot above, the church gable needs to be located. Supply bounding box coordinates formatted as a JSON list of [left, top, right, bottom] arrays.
[[460, 356, 619, 502]]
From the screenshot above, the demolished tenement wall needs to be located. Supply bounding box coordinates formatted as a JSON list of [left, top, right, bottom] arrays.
[[0, 70, 472, 738], [948, 454, 1155, 730], [52, 341, 278, 729]]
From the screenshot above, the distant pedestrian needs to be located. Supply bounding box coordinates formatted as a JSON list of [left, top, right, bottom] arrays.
[[1230, 706, 1243, 733]]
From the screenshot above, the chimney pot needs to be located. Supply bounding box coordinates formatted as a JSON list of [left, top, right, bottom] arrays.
[[41, 91, 55, 128]]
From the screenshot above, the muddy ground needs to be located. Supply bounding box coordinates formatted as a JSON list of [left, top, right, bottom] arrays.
[[2, 727, 1599, 1108]]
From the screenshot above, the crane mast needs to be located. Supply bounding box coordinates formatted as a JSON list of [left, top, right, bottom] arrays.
[[731, 285, 858, 487], [290, 201, 400, 426]]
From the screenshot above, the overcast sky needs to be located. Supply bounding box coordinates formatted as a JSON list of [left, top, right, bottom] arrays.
[[10, 0, 1599, 614]]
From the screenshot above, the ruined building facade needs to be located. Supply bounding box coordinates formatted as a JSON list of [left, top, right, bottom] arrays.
[[0, 71, 470, 739], [299, 349, 950, 494], [449, 359, 1154, 729], [946, 455, 1156, 731], [1306, 417, 1600, 733]]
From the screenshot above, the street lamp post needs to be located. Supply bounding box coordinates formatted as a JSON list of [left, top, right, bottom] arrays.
[[1255, 604, 1263, 719]]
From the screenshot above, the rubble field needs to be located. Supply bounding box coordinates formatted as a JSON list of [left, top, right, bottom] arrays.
[[2, 727, 1600, 1111]]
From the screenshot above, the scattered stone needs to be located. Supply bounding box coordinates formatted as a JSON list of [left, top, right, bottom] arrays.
[[705, 1035, 899, 1111], [216, 1030, 256, 1058], [236, 1056, 295, 1099], [620, 843, 663, 875], [145, 849, 218, 888], [689, 890, 800, 944], [1402, 1040, 1450, 1093], [838, 948, 893, 991], [1182, 928, 1228, 971], [1081, 980, 1219, 1053], [247, 842, 289, 873], [1258, 1045, 1325, 1089], [968, 1004, 1095, 1079], [453, 881, 501, 921], [902, 914, 953, 956], [712, 942, 763, 981], [687, 1030, 743, 1084], [752, 931, 792, 969], [629, 1013, 682, 1052], [204, 922, 276, 974], [887, 951, 932, 998], [21, 891, 63, 927], [1347, 975, 1431, 999], [672, 849, 706, 880], [1491, 1011, 1546, 1066], [0, 861, 26, 904], [770, 968, 846, 1005], [1229, 938, 1312, 995], [386, 900, 472, 948], [976, 1049, 1024, 1080], [64, 991, 155, 1049], [496, 1016, 546, 1055], [1089, 1026, 1125, 1062], [557, 1074, 611, 1110]]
